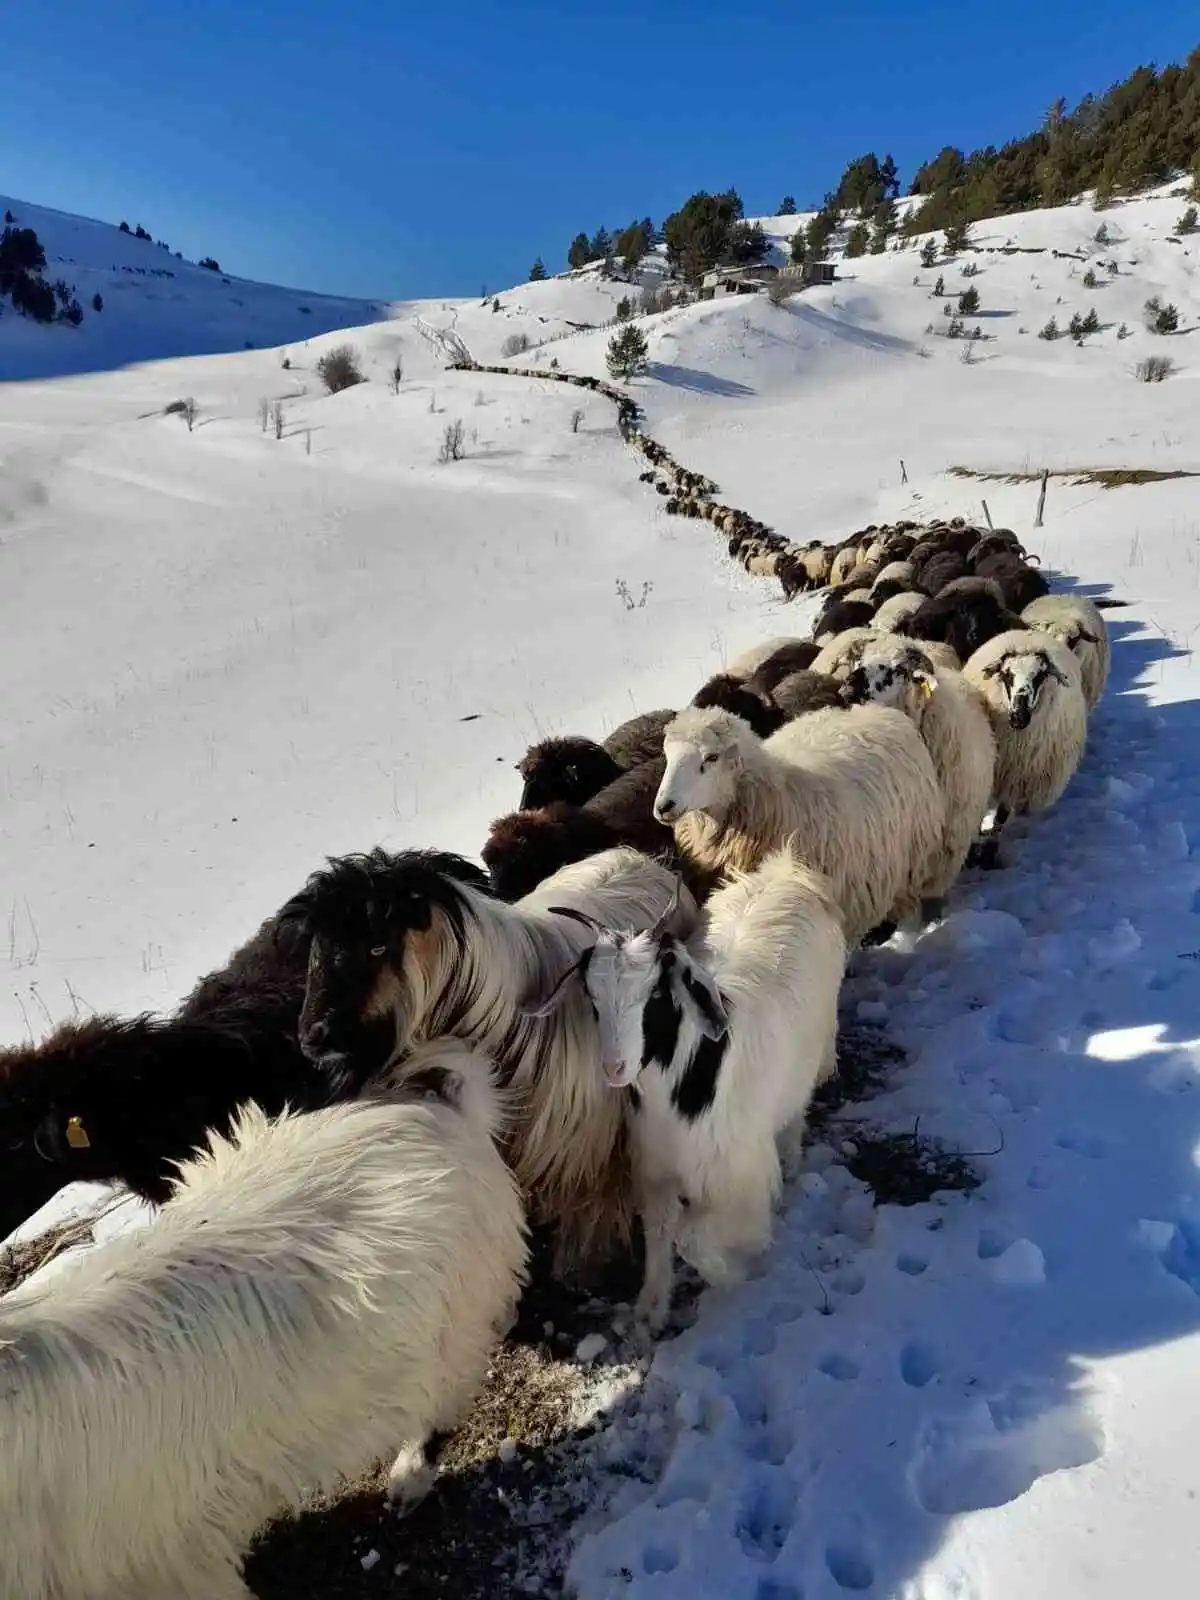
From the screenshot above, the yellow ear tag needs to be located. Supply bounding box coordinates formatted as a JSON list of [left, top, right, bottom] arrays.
[[920, 678, 935, 699], [66, 1116, 91, 1150]]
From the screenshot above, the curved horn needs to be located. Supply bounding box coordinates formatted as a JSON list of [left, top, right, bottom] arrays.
[[650, 876, 683, 937], [520, 950, 591, 1019], [547, 904, 604, 931], [1076, 627, 1100, 645]]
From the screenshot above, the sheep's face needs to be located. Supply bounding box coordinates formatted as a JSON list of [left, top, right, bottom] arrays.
[[580, 932, 729, 1088], [840, 651, 934, 711], [985, 650, 1063, 730], [655, 731, 739, 823]]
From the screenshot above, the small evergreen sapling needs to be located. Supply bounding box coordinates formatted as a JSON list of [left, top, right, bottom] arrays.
[[606, 324, 649, 381]]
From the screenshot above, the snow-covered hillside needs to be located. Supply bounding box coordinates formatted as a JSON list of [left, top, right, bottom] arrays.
[[3, 177, 1200, 1598]]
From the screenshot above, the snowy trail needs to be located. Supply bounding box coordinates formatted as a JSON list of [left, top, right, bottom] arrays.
[[570, 609, 1200, 1600]]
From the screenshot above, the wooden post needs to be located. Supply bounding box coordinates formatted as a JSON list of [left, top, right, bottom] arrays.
[[982, 499, 994, 529], [1034, 469, 1049, 528], [900, 458, 908, 485]]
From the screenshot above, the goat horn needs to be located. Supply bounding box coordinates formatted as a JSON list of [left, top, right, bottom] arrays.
[[521, 952, 591, 1019], [546, 904, 603, 931], [650, 877, 683, 937]]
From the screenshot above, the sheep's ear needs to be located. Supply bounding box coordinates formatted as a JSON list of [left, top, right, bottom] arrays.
[[979, 659, 1003, 678], [1076, 627, 1100, 645], [676, 963, 730, 1040], [1039, 653, 1070, 685], [912, 667, 936, 699]]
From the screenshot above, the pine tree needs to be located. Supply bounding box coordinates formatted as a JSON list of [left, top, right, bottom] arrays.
[[870, 200, 897, 254], [1039, 316, 1059, 339], [1081, 306, 1100, 335], [806, 207, 837, 259], [91, 291, 104, 313], [932, 274, 945, 297], [789, 228, 807, 265], [920, 237, 939, 268], [844, 222, 870, 258], [778, 195, 797, 215], [958, 285, 980, 315], [616, 220, 651, 270], [529, 258, 546, 281], [1093, 222, 1110, 245], [1068, 312, 1085, 341], [615, 296, 633, 322], [944, 220, 971, 254], [568, 233, 591, 270], [1082, 267, 1098, 288], [589, 226, 612, 261], [606, 324, 649, 381]]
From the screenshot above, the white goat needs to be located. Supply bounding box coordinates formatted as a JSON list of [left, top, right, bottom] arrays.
[[292, 845, 694, 1270], [653, 704, 944, 945], [0, 1040, 527, 1600], [839, 636, 996, 904], [963, 627, 1088, 863], [539, 848, 845, 1331], [1021, 593, 1110, 711]]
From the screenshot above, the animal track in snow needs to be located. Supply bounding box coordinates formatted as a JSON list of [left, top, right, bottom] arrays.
[[743, 1317, 778, 1358], [643, 1540, 679, 1575], [830, 1267, 866, 1297], [818, 1352, 861, 1381], [755, 1581, 802, 1600], [745, 1415, 799, 1467], [896, 1251, 929, 1276], [900, 1340, 941, 1388], [826, 1542, 875, 1591], [1055, 1128, 1108, 1159], [735, 1473, 797, 1563], [909, 1384, 1105, 1515]]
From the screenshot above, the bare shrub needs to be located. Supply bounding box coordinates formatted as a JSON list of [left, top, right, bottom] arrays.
[[1135, 355, 1175, 382], [389, 355, 403, 394], [258, 397, 271, 432], [438, 419, 466, 462], [315, 344, 364, 394], [501, 332, 531, 358], [570, 408, 584, 433], [165, 397, 197, 431], [272, 399, 285, 439]]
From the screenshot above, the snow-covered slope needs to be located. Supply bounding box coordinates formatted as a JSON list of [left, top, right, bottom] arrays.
[[3, 178, 1200, 1598]]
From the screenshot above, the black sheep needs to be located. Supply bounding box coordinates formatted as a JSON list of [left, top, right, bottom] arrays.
[[974, 553, 1050, 612], [691, 673, 786, 738], [814, 598, 875, 643], [896, 587, 1022, 664], [515, 735, 625, 810], [745, 640, 822, 694], [0, 903, 333, 1245]]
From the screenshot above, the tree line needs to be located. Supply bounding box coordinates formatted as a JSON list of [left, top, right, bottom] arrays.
[[540, 49, 1200, 283]]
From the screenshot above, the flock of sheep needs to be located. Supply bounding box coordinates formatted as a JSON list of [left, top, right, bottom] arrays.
[[0, 447, 1117, 1595]]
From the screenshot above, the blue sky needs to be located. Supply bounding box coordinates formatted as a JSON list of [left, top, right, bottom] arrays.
[[4, 1, 1196, 300]]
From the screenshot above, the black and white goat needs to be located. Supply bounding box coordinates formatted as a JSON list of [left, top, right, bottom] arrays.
[[528, 847, 846, 1331]]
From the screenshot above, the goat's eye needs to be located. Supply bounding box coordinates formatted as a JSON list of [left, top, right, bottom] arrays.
[[701, 753, 718, 769], [369, 944, 386, 958]]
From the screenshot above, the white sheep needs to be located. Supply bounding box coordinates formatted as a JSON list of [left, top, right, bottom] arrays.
[[1021, 593, 1110, 711], [839, 636, 996, 906], [726, 635, 810, 680], [653, 703, 945, 946], [0, 1039, 528, 1600], [810, 625, 882, 679], [538, 847, 845, 1331], [963, 627, 1088, 863], [871, 559, 916, 592], [871, 590, 926, 632]]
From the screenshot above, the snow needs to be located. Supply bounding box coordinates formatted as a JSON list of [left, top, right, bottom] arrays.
[[4, 177, 1200, 1594]]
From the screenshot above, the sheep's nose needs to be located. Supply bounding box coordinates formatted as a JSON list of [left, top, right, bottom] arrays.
[[654, 799, 676, 823]]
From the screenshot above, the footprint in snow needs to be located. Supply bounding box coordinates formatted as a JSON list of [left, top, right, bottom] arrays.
[[818, 1352, 861, 1382], [826, 1542, 875, 1591], [896, 1251, 929, 1276], [643, 1540, 679, 1575], [736, 1473, 797, 1563], [755, 1581, 803, 1600], [900, 1340, 941, 1389], [908, 1384, 1105, 1515]]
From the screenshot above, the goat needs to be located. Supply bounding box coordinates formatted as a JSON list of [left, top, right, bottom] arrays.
[[0, 1039, 527, 1600], [284, 846, 694, 1269], [652, 705, 944, 946], [529, 847, 844, 1331]]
